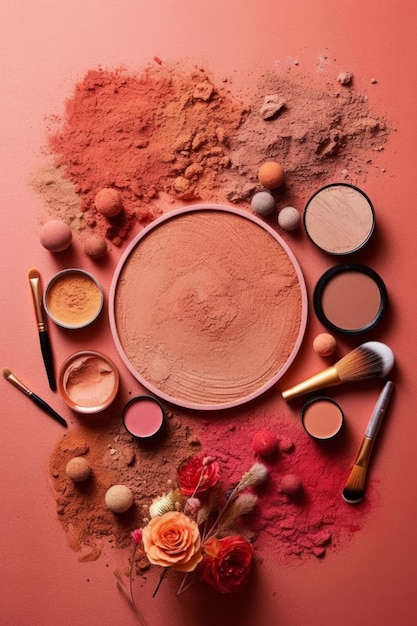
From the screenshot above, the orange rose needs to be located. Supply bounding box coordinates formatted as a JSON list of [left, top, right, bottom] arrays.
[[142, 511, 202, 572]]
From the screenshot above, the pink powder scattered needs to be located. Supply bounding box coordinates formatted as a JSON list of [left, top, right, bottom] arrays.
[[194, 406, 372, 560]]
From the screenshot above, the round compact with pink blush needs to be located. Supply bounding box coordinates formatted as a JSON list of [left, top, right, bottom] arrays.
[[122, 396, 165, 438]]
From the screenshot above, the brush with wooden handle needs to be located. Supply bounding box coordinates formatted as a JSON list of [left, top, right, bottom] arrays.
[[281, 341, 394, 401], [342, 380, 393, 504]]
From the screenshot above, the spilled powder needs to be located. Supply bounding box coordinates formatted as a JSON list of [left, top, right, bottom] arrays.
[[43, 59, 387, 582], [32, 60, 390, 246], [48, 403, 372, 570]]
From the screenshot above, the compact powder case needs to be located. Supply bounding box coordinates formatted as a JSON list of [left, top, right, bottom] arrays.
[[303, 183, 375, 255], [301, 396, 344, 440], [314, 264, 387, 335]]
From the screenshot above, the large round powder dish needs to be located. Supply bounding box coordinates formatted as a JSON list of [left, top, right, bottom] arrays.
[[58, 350, 119, 414], [44, 268, 104, 329], [314, 264, 387, 335], [303, 183, 375, 255], [109, 204, 307, 410], [301, 396, 344, 440], [122, 396, 165, 438]]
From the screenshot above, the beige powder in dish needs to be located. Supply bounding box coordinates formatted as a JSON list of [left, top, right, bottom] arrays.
[[111, 207, 306, 408]]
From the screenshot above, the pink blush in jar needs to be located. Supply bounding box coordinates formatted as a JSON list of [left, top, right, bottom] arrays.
[[122, 396, 165, 438]]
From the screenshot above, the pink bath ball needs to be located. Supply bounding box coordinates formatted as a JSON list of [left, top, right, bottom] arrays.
[[39, 220, 72, 252], [252, 430, 278, 456], [83, 234, 107, 259], [313, 333, 337, 357], [94, 188, 123, 217], [280, 474, 302, 496]]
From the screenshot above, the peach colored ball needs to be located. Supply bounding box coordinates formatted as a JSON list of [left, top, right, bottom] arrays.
[[280, 474, 302, 496], [313, 333, 337, 357], [252, 430, 278, 456], [105, 485, 134, 513], [258, 161, 285, 189], [39, 220, 72, 252], [94, 188, 123, 217], [84, 234, 107, 259], [65, 457, 91, 482]]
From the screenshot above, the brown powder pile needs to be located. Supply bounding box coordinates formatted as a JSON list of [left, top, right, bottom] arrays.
[[31, 60, 390, 246], [49, 406, 202, 567]]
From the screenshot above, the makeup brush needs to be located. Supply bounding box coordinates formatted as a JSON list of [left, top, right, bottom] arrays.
[[342, 380, 393, 504], [2, 368, 67, 427], [281, 341, 394, 401], [28, 268, 56, 391]]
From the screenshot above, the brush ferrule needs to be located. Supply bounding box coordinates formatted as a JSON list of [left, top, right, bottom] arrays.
[[29, 274, 46, 327], [5, 371, 32, 396], [354, 436, 374, 469], [282, 366, 341, 400]]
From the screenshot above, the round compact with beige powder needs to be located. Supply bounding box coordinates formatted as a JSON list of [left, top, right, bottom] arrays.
[[109, 204, 308, 410], [303, 183, 375, 255]]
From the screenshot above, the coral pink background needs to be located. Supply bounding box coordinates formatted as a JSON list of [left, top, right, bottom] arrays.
[[1, 1, 416, 625]]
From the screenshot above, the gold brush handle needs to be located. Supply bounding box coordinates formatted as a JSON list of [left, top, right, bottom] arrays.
[[281, 366, 341, 400]]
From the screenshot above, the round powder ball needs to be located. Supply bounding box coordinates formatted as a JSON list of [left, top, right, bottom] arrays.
[[65, 457, 91, 482], [313, 332, 337, 357], [278, 206, 300, 231], [252, 430, 278, 457], [94, 188, 123, 218], [280, 474, 302, 496], [250, 191, 276, 216], [39, 220, 72, 252], [83, 234, 107, 259], [105, 485, 134, 513], [258, 161, 285, 189]]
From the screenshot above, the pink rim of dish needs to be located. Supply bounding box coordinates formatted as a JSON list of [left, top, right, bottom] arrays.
[[109, 204, 308, 411]]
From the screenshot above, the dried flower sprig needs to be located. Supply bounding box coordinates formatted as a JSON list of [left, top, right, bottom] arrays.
[[127, 454, 268, 601]]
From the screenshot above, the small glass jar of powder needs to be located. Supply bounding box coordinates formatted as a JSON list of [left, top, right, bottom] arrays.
[[44, 268, 103, 329], [58, 350, 119, 413]]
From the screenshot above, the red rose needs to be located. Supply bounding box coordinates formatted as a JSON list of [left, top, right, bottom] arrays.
[[199, 535, 254, 594], [178, 455, 219, 497]]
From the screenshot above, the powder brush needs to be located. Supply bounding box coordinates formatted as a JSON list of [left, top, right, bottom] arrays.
[[281, 341, 394, 401], [28, 268, 56, 390], [343, 380, 393, 504], [2, 367, 67, 427]]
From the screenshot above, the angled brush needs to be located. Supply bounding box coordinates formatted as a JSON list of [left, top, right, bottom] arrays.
[[342, 380, 393, 504], [281, 341, 394, 401]]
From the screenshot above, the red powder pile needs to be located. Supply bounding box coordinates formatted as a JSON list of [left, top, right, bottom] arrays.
[[49, 402, 371, 570], [32, 60, 390, 246]]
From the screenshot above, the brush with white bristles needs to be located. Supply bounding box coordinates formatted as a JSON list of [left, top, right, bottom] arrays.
[[343, 380, 394, 504], [281, 341, 394, 401]]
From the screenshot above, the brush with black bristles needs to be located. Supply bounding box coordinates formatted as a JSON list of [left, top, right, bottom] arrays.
[[281, 341, 394, 401], [342, 380, 393, 504]]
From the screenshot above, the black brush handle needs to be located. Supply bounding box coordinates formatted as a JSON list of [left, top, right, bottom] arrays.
[[39, 330, 56, 391], [30, 392, 67, 427]]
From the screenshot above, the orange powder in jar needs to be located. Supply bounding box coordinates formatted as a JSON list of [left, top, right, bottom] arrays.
[[45, 270, 103, 328]]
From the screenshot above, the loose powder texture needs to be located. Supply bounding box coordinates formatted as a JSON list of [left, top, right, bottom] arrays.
[[48, 403, 372, 569], [46, 271, 102, 327], [63, 355, 116, 407], [111, 207, 306, 408], [33, 61, 390, 245]]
